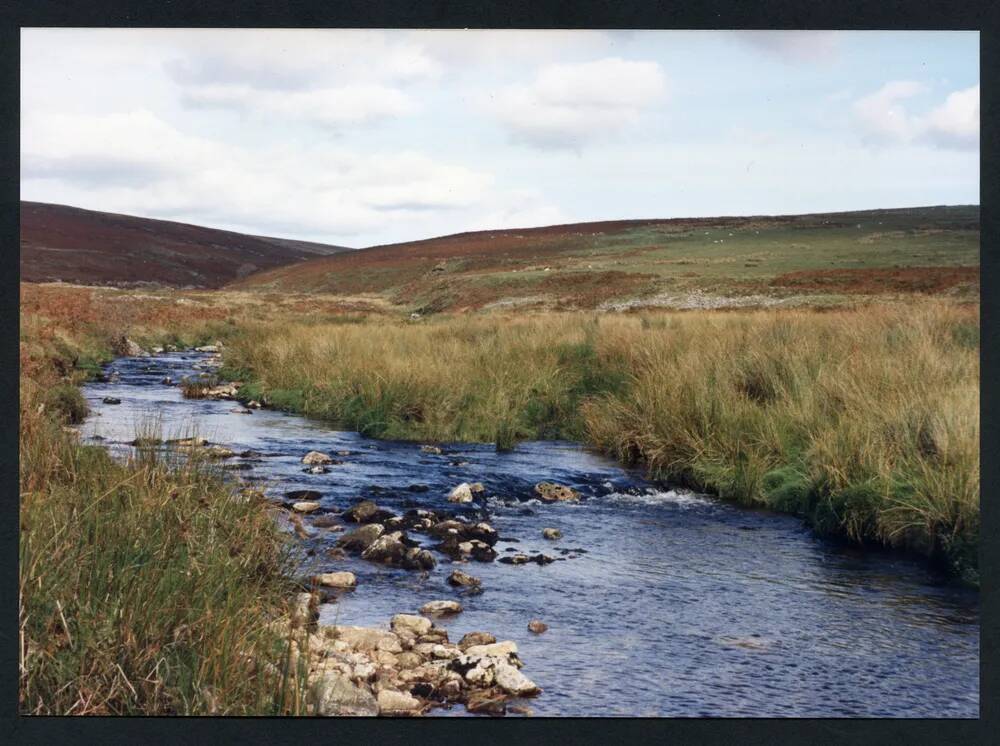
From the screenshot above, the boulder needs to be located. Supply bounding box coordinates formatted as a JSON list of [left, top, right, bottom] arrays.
[[328, 626, 401, 654], [447, 570, 481, 588], [361, 534, 407, 565], [377, 688, 423, 716], [302, 450, 334, 465], [290, 592, 318, 630], [534, 482, 580, 502], [465, 687, 508, 716], [311, 671, 378, 717], [447, 483, 474, 503], [391, 614, 432, 637], [494, 662, 541, 697], [112, 336, 149, 357], [420, 445, 442, 455], [458, 632, 496, 651], [420, 600, 463, 617], [463, 641, 519, 662], [542, 528, 562, 540], [205, 446, 235, 459], [195, 344, 220, 353], [304, 465, 329, 474], [527, 620, 548, 634], [337, 523, 385, 551], [342, 500, 380, 523], [316, 572, 357, 589], [292, 501, 321, 513], [102, 397, 121, 405], [312, 515, 341, 528]]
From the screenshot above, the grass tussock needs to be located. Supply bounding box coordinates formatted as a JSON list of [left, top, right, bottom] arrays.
[[223, 302, 979, 580], [20, 285, 308, 715]]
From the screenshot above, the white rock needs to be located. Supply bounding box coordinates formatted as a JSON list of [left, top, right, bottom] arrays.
[[316, 572, 356, 589], [292, 501, 321, 513], [420, 600, 463, 616], [447, 483, 474, 503], [302, 450, 334, 465], [391, 614, 432, 637], [311, 671, 378, 717], [377, 688, 422, 716], [494, 662, 541, 696]]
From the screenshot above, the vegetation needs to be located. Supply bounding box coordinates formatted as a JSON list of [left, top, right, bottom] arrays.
[[221, 302, 979, 582], [19, 284, 308, 715]]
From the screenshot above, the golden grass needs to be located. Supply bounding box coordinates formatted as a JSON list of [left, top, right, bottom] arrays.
[[222, 301, 979, 580]]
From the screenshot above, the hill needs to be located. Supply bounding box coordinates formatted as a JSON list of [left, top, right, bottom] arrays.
[[20, 201, 350, 288], [230, 206, 979, 312]]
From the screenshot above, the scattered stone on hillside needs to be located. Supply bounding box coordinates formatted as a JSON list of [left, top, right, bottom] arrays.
[[102, 397, 121, 405], [420, 600, 463, 617], [292, 501, 322, 513], [447, 483, 474, 503], [542, 528, 562, 540], [420, 445, 442, 455], [316, 571, 357, 589], [302, 450, 334, 465], [534, 482, 580, 502], [527, 620, 548, 634], [448, 570, 482, 588]]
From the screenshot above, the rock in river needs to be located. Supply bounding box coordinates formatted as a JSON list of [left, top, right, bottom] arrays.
[[377, 688, 423, 716], [102, 397, 121, 405], [292, 501, 322, 513], [302, 450, 334, 465], [392, 614, 433, 637], [316, 571, 357, 589], [447, 483, 475, 503], [534, 482, 580, 502], [458, 632, 496, 651], [420, 445, 443, 455], [420, 600, 463, 617], [311, 671, 378, 717], [337, 523, 384, 551], [342, 499, 394, 524], [527, 620, 548, 634], [448, 570, 482, 587], [542, 528, 562, 540]]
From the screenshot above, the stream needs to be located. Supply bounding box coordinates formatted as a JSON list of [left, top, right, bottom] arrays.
[[80, 350, 980, 717]]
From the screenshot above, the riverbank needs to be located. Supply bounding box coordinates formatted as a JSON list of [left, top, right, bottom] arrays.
[[215, 302, 979, 583]]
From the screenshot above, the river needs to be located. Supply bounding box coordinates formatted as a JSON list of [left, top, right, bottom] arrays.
[[80, 350, 980, 717]]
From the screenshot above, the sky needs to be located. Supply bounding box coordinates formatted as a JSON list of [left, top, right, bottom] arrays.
[[21, 29, 979, 247]]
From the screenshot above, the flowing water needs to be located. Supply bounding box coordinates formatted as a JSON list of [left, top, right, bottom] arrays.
[[81, 351, 980, 717]]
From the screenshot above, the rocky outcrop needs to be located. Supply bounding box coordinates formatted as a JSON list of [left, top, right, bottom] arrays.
[[302, 450, 334, 465], [111, 335, 149, 357]]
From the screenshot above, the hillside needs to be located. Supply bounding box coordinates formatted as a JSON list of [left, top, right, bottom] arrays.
[[230, 206, 980, 312], [20, 201, 350, 288]]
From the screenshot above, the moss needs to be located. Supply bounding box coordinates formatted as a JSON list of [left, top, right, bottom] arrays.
[[761, 466, 812, 514]]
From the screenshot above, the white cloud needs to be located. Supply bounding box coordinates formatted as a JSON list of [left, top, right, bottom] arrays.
[[853, 81, 979, 150], [739, 31, 841, 63], [21, 109, 495, 242], [487, 57, 667, 149], [181, 84, 416, 128]]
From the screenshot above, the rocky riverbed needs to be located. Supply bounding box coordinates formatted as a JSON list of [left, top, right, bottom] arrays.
[[79, 348, 981, 718]]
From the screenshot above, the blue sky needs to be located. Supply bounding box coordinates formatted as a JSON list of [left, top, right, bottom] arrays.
[[21, 30, 979, 246]]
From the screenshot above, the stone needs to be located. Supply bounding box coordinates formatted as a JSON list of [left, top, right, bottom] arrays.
[[534, 482, 580, 502], [465, 687, 508, 716], [494, 663, 540, 697], [246, 400, 262, 409], [376, 635, 404, 654], [329, 626, 401, 653], [391, 614, 432, 637], [448, 570, 481, 587], [311, 671, 378, 717], [312, 515, 340, 528], [458, 632, 496, 651], [420, 445, 442, 455], [447, 483, 474, 503], [205, 446, 235, 459], [377, 688, 423, 716], [342, 500, 380, 523], [420, 600, 463, 616], [396, 652, 424, 669], [315, 572, 357, 589], [291, 592, 318, 630], [463, 641, 519, 662], [304, 465, 329, 474], [195, 344, 220, 353], [292, 501, 321, 513], [527, 620, 548, 634], [302, 450, 334, 465], [337, 523, 384, 551], [113, 336, 149, 357], [542, 528, 562, 540], [286, 489, 322, 502], [102, 397, 121, 405], [361, 534, 407, 565]]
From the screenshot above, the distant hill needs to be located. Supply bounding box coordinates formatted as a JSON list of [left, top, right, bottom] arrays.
[[230, 206, 979, 311], [20, 202, 351, 288]]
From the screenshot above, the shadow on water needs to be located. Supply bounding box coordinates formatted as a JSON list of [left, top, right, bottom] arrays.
[[81, 351, 980, 718]]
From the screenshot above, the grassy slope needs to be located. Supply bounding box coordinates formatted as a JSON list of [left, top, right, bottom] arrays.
[[231, 205, 980, 312], [19, 284, 308, 715], [219, 302, 979, 583]]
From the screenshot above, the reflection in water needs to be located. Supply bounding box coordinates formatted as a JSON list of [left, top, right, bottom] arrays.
[[81, 352, 980, 718]]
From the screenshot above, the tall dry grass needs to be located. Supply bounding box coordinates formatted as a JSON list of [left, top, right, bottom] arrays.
[[222, 302, 979, 579], [19, 285, 309, 715]]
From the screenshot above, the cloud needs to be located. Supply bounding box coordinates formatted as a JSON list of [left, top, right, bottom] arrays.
[[739, 31, 841, 63], [487, 57, 667, 149], [853, 81, 979, 150], [21, 109, 496, 241], [181, 84, 416, 128]]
